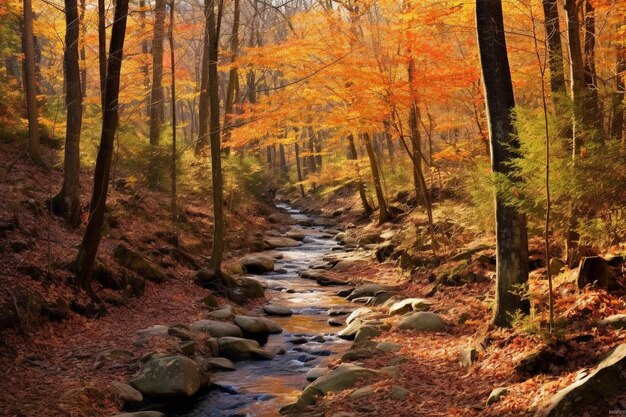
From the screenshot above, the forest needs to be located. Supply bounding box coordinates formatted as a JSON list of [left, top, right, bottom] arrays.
[[0, 0, 625, 415]]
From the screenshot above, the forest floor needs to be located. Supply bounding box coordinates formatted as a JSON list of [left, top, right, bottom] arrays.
[[0, 138, 625, 417]]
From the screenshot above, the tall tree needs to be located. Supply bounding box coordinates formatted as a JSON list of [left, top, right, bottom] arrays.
[[294, 141, 305, 197], [168, 0, 177, 221], [75, 0, 130, 292], [611, 47, 625, 142], [195, 0, 211, 155], [476, 0, 530, 327], [347, 133, 373, 215], [51, 0, 83, 227], [97, 0, 106, 107], [207, 0, 225, 272], [222, 0, 240, 154], [362, 132, 390, 224], [149, 0, 166, 146], [22, 0, 41, 163]]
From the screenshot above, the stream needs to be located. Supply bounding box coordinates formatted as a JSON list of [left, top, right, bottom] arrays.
[[176, 204, 357, 417]]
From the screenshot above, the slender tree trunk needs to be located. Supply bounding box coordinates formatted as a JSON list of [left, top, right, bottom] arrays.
[[313, 129, 322, 168], [348, 133, 373, 214], [75, 0, 129, 292], [222, 0, 240, 154], [140, 0, 150, 114], [476, 0, 529, 327], [196, 0, 210, 155], [79, 0, 86, 97], [279, 143, 288, 178], [583, 0, 600, 130], [564, 0, 587, 155], [362, 132, 390, 224], [294, 142, 305, 197], [22, 0, 41, 163], [149, 0, 166, 146], [408, 59, 437, 255], [169, 0, 177, 222], [97, 0, 106, 108], [52, 0, 83, 227], [207, 0, 225, 272], [611, 47, 625, 142]]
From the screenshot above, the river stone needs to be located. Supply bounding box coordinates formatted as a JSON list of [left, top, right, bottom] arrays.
[[486, 387, 508, 405], [168, 326, 195, 341], [113, 244, 168, 283], [599, 314, 626, 329], [376, 341, 401, 353], [347, 284, 390, 301], [391, 386, 409, 401], [349, 384, 375, 399], [136, 324, 169, 337], [110, 381, 143, 403], [130, 355, 201, 398], [353, 326, 380, 346], [296, 364, 379, 406], [113, 413, 166, 417], [235, 315, 271, 342], [306, 367, 330, 382], [346, 307, 372, 325], [201, 357, 235, 371], [264, 236, 302, 249], [398, 312, 445, 332], [285, 230, 308, 241], [190, 320, 243, 338], [218, 337, 274, 361], [238, 277, 266, 298], [538, 343, 626, 416], [240, 254, 274, 273], [340, 348, 375, 362], [389, 298, 432, 315], [338, 319, 365, 340], [208, 304, 234, 319], [328, 318, 343, 327], [459, 347, 477, 368], [263, 304, 293, 317], [259, 317, 283, 334]]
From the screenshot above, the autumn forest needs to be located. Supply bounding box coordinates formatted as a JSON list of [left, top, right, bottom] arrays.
[[1, 0, 626, 415]]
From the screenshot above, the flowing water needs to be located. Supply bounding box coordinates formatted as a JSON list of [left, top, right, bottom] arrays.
[[178, 204, 356, 417]]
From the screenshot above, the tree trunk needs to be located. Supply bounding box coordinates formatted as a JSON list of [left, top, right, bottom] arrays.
[[195, 0, 211, 155], [476, 0, 529, 327], [348, 133, 373, 215], [79, 0, 86, 97], [140, 0, 150, 114], [169, 0, 177, 222], [408, 59, 437, 255], [207, 0, 225, 272], [279, 143, 288, 178], [583, 0, 600, 130], [611, 47, 625, 142], [294, 142, 305, 197], [22, 0, 41, 163], [362, 132, 390, 224], [222, 0, 240, 154], [52, 0, 83, 227], [149, 0, 166, 146], [97, 0, 106, 108], [75, 0, 129, 292]]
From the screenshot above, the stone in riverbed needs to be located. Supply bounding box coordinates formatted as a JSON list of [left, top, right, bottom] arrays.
[[264, 236, 302, 249], [294, 364, 379, 406], [110, 381, 143, 403], [263, 304, 293, 317], [190, 320, 243, 338], [306, 366, 329, 382], [346, 307, 372, 325], [388, 298, 432, 315], [200, 357, 236, 371], [208, 305, 235, 320], [235, 315, 271, 343], [240, 254, 274, 273], [218, 337, 274, 361], [376, 341, 401, 353], [130, 355, 202, 398], [397, 312, 445, 332], [347, 283, 391, 301]]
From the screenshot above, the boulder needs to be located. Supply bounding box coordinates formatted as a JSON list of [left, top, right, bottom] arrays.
[[398, 312, 445, 332], [190, 320, 243, 338], [264, 236, 302, 249], [296, 364, 379, 406], [346, 307, 373, 324], [459, 347, 477, 368], [599, 314, 626, 329], [263, 304, 293, 317], [259, 317, 283, 334], [340, 348, 375, 362], [347, 284, 391, 301], [110, 382, 143, 403], [217, 337, 274, 361], [349, 385, 375, 399], [208, 305, 235, 320], [235, 315, 271, 342], [113, 245, 168, 283], [365, 291, 393, 306], [389, 298, 432, 315], [285, 230, 307, 241], [201, 357, 236, 371], [356, 233, 383, 246], [338, 319, 365, 340], [353, 326, 381, 346], [130, 356, 202, 398], [241, 254, 275, 273], [486, 387, 508, 405], [548, 258, 566, 276], [376, 341, 401, 353], [306, 367, 330, 382], [539, 343, 626, 416], [238, 277, 265, 299], [576, 256, 621, 291]]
